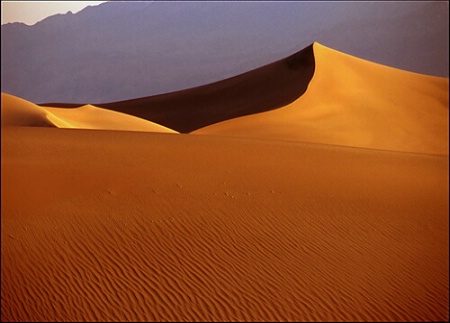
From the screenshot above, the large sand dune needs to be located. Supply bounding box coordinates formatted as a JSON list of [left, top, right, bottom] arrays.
[[194, 43, 449, 155], [2, 93, 178, 133], [38, 42, 448, 155], [1, 42, 448, 322], [2, 127, 448, 322]]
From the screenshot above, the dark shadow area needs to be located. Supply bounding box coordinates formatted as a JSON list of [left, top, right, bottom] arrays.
[[40, 44, 315, 133]]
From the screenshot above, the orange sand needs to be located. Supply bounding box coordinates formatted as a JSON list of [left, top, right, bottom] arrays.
[[2, 93, 178, 133], [194, 43, 449, 155], [1, 42, 448, 322]]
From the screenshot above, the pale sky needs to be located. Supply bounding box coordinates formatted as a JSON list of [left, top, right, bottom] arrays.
[[1, 1, 107, 26]]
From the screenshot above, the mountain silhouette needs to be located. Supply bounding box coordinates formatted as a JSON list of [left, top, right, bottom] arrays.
[[1, 1, 448, 104]]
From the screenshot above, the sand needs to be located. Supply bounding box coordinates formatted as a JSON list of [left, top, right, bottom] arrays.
[[41, 44, 316, 133], [1, 42, 448, 322], [2, 127, 448, 322], [194, 43, 449, 155], [2, 93, 178, 133]]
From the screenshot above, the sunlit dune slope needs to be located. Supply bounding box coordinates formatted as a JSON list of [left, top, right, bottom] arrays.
[[2, 93, 178, 133], [44, 105, 178, 133], [194, 43, 449, 155], [52, 44, 314, 133], [2, 127, 448, 322], [1, 92, 54, 127]]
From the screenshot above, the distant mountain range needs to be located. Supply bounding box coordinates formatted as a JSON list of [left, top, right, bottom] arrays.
[[1, 1, 448, 104]]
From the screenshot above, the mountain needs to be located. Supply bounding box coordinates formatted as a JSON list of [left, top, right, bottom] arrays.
[[1, 1, 448, 104]]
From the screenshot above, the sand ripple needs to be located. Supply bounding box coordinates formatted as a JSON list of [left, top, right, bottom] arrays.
[[2, 128, 448, 321]]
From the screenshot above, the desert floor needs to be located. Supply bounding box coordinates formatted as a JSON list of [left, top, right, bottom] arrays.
[[2, 126, 448, 321]]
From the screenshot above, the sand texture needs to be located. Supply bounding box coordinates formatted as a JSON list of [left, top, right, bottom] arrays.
[[1, 42, 448, 322]]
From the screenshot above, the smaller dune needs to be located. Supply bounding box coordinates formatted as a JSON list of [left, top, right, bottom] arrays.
[[2, 93, 178, 133], [44, 105, 178, 133], [1, 93, 54, 127]]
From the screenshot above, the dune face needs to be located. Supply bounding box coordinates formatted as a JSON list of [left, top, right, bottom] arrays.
[[2, 93, 178, 133], [193, 43, 449, 155], [85, 44, 315, 133]]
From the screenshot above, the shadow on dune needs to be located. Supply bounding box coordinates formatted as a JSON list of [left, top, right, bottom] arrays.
[[40, 44, 315, 133]]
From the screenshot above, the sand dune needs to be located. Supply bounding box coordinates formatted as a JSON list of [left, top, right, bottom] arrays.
[[36, 42, 448, 155], [1, 92, 54, 127], [44, 105, 178, 133], [50, 44, 314, 133], [2, 126, 448, 322], [2, 42, 448, 322], [193, 43, 449, 155], [2, 93, 178, 133]]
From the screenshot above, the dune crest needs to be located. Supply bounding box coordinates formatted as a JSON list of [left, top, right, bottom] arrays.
[[1, 93, 178, 133], [193, 42, 449, 155]]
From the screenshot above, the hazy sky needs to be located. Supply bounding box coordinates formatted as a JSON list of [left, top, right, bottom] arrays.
[[1, 1, 107, 25]]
